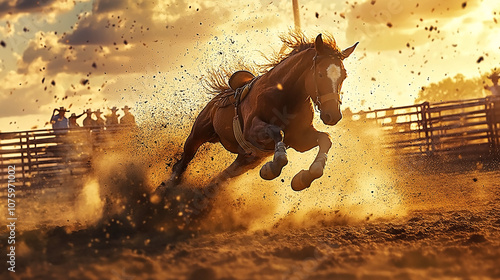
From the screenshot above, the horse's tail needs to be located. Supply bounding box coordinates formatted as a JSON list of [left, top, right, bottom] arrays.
[[201, 60, 259, 95], [202, 68, 231, 95]]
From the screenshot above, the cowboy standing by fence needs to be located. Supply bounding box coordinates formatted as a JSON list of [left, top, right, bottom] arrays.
[[486, 72, 500, 96], [105, 107, 120, 126], [94, 109, 106, 128], [50, 107, 69, 134], [69, 111, 85, 128], [83, 109, 96, 127], [119, 106, 136, 125]]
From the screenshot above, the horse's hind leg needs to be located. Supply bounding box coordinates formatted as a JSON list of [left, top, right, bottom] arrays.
[[193, 154, 264, 210], [183, 154, 264, 217], [209, 154, 263, 188], [169, 136, 204, 183], [155, 108, 217, 194]]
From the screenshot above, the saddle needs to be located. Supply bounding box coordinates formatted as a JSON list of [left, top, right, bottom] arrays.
[[215, 70, 256, 108], [229, 70, 255, 91]]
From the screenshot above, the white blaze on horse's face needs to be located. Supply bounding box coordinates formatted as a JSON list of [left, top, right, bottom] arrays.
[[315, 58, 345, 126], [326, 64, 342, 93]]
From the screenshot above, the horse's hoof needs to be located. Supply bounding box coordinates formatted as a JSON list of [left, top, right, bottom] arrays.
[[291, 170, 313, 191], [309, 162, 324, 179], [260, 161, 280, 180], [260, 158, 287, 180], [260, 150, 289, 180]]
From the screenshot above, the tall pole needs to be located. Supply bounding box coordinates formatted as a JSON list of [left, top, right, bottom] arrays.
[[292, 0, 301, 32]]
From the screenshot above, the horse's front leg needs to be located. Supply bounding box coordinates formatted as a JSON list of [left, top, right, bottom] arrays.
[[291, 132, 332, 191], [246, 118, 288, 180]]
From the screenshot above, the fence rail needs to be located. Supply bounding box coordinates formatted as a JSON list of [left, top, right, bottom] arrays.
[[0, 126, 134, 192], [355, 95, 500, 161]]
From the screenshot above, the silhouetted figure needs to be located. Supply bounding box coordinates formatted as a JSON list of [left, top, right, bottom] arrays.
[[342, 107, 353, 121], [486, 72, 500, 96], [50, 107, 69, 134], [83, 109, 96, 127], [120, 105, 136, 126], [105, 107, 120, 126], [69, 111, 85, 128], [94, 109, 105, 127]]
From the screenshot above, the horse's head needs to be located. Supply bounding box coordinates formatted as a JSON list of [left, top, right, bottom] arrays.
[[307, 34, 358, 125]]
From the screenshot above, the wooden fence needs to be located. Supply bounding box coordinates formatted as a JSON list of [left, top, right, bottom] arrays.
[[0, 126, 133, 192], [355, 95, 500, 161]]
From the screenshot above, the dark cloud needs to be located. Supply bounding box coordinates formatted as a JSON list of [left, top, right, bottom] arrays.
[[61, 20, 120, 45], [12, 0, 238, 84], [0, 0, 59, 18], [62, 0, 223, 46], [18, 33, 116, 75], [10, 0, 232, 77], [93, 0, 128, 14]]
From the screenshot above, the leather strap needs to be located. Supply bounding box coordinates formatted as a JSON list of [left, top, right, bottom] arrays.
[[232, 107, 259, 154], [232, 77, 265, 154]]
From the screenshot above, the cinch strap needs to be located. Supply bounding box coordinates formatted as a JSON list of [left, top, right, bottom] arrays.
[[233, 111, 257, 155], [232, 78, 262, 154]]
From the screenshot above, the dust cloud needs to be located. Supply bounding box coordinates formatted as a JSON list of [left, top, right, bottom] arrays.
[[74, 178, 104, 224], [9, 107, 406, 237], [55, 107, 406, 237], [202, 117, 406, 232]]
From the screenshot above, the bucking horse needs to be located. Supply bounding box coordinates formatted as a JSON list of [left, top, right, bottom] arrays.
[[155, 32, 358, 200]]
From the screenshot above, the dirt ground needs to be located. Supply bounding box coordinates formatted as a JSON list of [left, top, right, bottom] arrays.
[[1, 163, 499, 280]]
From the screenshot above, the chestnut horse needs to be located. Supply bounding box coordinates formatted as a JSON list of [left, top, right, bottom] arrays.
[[156, 33, 357, 196]]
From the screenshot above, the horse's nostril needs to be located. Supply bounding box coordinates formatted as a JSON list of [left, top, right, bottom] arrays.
[[324, 113, 332, 123]]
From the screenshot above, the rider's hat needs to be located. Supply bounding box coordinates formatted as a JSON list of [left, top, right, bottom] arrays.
[[488, 72, 499, 81]]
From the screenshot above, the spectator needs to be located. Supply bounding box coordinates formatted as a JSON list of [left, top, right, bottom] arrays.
[[486, 72, 500, 96], [94, 109, 106, 127], [105, 107, 120, 126], [51, 107, 69, 134], [69, 111, 85, 128], [120, 105, 136, 125], [83, 109, 96, 127]]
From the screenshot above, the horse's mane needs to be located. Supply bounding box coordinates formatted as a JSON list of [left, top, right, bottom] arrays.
[[264, 31, 343, 70], [203, 31, 342, 95]]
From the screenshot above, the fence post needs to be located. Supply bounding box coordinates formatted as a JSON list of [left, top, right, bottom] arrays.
[[485, 96, 499, 155], [19, 132, 26, 187], [420, 102, 431, 155], [26, 131, 32, 183]]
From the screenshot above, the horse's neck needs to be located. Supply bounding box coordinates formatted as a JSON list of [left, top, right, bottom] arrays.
[[272, 49, 314, 93]]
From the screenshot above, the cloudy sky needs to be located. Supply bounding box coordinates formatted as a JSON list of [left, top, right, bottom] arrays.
[[0, 0, 498, 131]]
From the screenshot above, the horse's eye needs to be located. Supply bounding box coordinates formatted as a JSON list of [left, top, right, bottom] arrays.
[[318, 73, 323, 78]]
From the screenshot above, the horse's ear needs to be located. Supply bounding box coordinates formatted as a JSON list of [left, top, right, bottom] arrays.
[[315, 34, 326, 54], [342, 42, 359, 59]]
